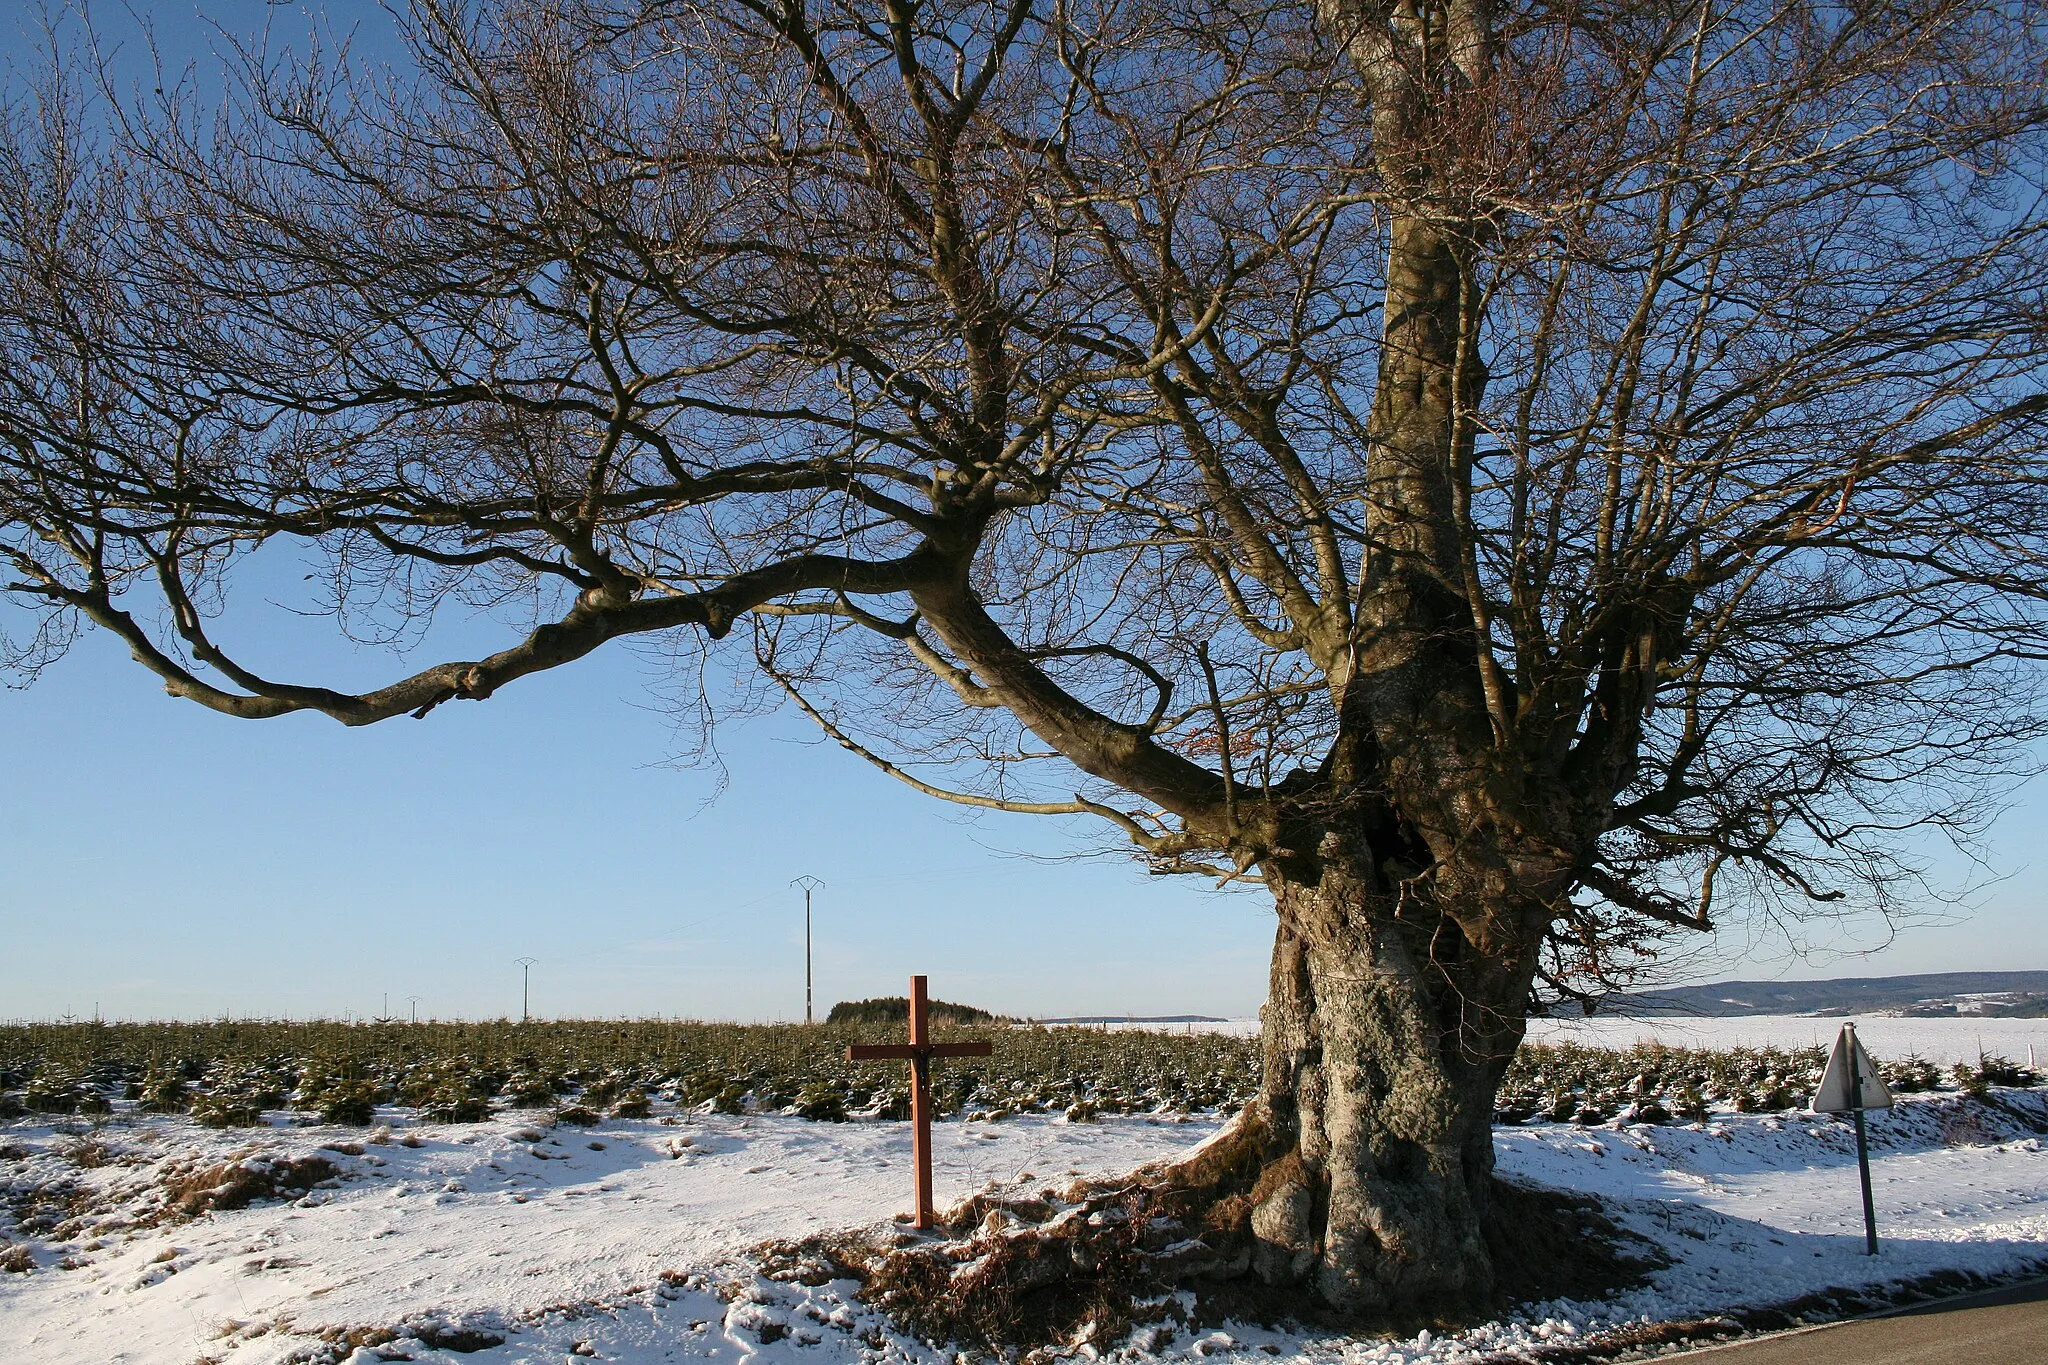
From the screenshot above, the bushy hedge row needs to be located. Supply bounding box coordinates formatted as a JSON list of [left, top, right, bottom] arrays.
[[0, 1020, 2035, 1129], [0, 1019, 1257, 1126], [1494, 1041, 2033, 1125]]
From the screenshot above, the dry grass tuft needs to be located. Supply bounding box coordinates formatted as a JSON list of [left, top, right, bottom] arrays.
[[162, 1155, 338, 1217]]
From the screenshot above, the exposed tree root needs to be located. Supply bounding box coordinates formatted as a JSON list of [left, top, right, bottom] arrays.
[[755, 1113, 1664, 1355]]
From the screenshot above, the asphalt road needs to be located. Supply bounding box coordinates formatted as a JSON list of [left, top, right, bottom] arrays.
[[1677, 1279, 2048, 1363]]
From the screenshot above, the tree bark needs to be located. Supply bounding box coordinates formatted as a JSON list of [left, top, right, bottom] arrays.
[[1238, 848, 1542, 1315]]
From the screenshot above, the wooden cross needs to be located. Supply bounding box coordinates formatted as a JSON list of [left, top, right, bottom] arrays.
[[846, 975, 993, 1229]]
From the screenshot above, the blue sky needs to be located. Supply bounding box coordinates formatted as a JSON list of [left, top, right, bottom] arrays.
[[3, 596, 2042, 1023], [0, 611, 1279, 1022], [0, 2, 2042, 1022]]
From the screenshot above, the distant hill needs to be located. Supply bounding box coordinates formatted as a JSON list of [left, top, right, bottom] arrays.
[[824, 997, 1006, 1027], [1611, 970, 2048, 1017]]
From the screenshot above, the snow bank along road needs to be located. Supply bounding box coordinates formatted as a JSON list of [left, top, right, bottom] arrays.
[[2, 1089, 2045, 1365]]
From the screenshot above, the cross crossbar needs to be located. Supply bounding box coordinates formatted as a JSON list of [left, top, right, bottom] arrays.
[[844, 974, 994, 1228]]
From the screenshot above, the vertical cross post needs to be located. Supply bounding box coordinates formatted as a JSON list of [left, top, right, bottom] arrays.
[[908, 975, 933, 1223], [847, 975, 993, 1229]]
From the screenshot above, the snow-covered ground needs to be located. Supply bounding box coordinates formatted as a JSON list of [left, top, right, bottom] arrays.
[[1039, 1020, 1264, 1038], [4, 1089, 2045, 1365], [1524, 1014, 2048, 1064], [0, 1111, 1222, 1364], [1091, 1015, 2048, 1066]]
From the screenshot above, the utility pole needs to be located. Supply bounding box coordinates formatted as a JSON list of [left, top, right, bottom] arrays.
[[407, 996, 422, 1025], [515, 958, 538, 1024], [791, 876, 823, 1024]]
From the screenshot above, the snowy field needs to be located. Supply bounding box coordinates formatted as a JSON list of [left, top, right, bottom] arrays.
[[1101, 1015, 2048, 1065], [4, 1089, 2045, 1365], [1524, 1014, 2048, 1064]]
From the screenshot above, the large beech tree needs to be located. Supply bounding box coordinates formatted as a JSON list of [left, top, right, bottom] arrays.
[[4, 0, 2046, 1316]]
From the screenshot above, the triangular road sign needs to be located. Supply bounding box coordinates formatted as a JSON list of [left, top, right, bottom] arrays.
[[1812, 1022, 1894, 1113]]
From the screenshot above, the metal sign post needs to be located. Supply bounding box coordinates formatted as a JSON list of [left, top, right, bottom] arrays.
[[1810, 1021, 1894, 1255], [847, 975, 993, 1228]]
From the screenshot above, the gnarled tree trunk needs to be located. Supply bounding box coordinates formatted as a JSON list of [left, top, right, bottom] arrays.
[[839, 839, 1578, 1338], [1243, 851, 1548, 1315]]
